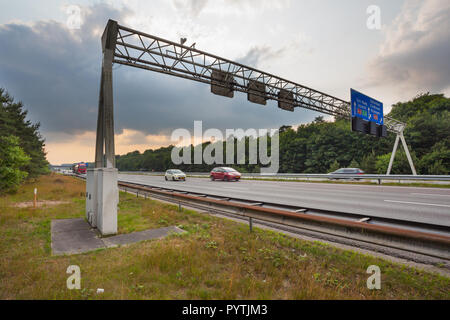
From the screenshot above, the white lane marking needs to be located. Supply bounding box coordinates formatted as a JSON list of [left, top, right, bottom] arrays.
[[384, 200, 450, 208], [411, 193, 450, 197], [220, 186, 250, 191]]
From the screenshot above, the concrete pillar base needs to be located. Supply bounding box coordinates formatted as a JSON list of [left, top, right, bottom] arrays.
[[86, 168, 99, 227], [97, 168, 118, 235], [86, 168, 118, 236]]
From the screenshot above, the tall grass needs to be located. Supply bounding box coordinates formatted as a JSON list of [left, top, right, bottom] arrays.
[[0, 174, 448, 299]]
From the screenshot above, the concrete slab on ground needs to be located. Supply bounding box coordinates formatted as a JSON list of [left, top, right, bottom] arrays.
[[101, 226, 183, 247], [51, 218, 184, 255]]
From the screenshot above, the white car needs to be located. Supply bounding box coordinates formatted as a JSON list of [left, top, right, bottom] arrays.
[[165, 169, 186, 181]]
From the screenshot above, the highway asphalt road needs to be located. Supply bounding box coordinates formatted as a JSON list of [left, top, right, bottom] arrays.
[[118, 174, 450, 227]]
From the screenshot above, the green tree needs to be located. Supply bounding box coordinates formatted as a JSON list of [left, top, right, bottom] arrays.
[[328, 159, 340, 172], [376, 150, 418, 174], [360, 152, 377, 173], [0, 89, 49, 178], [349, 159, 360, 168], [428, 160, 447, 175], [0, 135, 30, 192], [418, 139, 450, 174]]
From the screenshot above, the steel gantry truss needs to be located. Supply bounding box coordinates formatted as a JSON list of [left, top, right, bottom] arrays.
[[92, 19, 416, 234], [112, 22, 407, 133], [96, 19, 414, 171]]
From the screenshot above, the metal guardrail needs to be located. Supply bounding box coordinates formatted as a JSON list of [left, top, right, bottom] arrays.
[[117, 180, 450, 261], [244, 173, 450, 181], [71, 174, 450, 262], [119, 171, 450, 182]]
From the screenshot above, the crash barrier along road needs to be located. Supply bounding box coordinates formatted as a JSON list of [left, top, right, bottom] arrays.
[[120, 171, 450, 184], [73, 174, 450, 263]]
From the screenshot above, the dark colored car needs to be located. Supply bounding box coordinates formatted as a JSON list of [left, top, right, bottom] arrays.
[[210, 167, 241, 181], [329, 168, 364, 180]]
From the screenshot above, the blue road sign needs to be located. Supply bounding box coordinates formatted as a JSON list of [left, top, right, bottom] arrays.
[[351, 89, 383, 125]]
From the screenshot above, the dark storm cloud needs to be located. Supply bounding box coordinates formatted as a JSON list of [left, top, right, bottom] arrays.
[[0, 3, 317, 141], [366, 0, 450, 93], [0, 3, 129, 135]]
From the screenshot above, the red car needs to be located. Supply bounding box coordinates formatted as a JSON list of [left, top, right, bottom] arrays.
[[210, 167, 241, 181]]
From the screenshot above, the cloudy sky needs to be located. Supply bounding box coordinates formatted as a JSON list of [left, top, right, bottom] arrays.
[[0, 0, 449, 164]]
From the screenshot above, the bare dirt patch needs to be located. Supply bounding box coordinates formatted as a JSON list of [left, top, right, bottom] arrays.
[[12, 200, 69, 208]]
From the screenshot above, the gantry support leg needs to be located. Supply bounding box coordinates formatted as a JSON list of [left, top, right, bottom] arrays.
[[88, 19, 119, 236], [386, 134, 399, 175], [103, 47, 116, 169], [95, 69, 104, 168], [386, 132, 417, 175], [399, 132, 417, 175]]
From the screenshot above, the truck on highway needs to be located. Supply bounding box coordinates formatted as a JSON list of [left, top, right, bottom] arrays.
[[72, 162, 87, 174]]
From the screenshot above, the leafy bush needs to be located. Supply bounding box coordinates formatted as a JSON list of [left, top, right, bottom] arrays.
[[0, 135, 30, 192]]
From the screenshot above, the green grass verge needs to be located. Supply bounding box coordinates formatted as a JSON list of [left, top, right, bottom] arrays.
[[0, 174, 448, 299]]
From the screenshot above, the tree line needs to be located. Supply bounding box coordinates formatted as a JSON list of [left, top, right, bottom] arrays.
[[116, 93, 449, 175], [0, 89, 49, 193]]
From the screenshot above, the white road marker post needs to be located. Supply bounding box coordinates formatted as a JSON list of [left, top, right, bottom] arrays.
[[34, 188, 37, 208]]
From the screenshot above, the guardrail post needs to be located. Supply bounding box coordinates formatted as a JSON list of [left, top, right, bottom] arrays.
[[249, 217, 253, 232], [178, 202, 182, 212]]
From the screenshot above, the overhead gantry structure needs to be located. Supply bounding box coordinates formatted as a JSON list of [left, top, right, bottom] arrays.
[[112, 22, 407, 132], [89, 20, 416, 235]]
